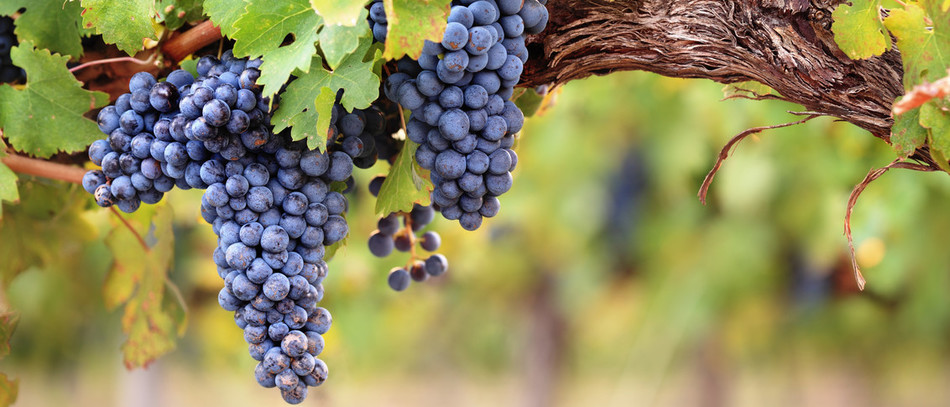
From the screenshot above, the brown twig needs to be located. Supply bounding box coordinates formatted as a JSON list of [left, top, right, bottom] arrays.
[[69, 55, 157, 73], [698, 115, 819, 205], [844, 159, 936, 291], [110, 206, 150, 251], [162, 20, 223, 63], [1, 153, 86, 184]]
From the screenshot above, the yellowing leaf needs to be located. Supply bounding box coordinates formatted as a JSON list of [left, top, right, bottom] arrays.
[[382, 0, 451, 60], [832, 0, 890, 59], [310, 0, 365, 26]]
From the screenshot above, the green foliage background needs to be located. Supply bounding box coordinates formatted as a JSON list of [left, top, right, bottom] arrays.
[[4, 71, 950, 406]]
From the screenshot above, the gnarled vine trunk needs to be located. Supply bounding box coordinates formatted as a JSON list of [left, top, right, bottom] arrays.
[[524, 0, 920, 162]]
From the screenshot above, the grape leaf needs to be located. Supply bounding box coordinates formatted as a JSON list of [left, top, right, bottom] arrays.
[[0, 162, 18, 220], [272, 36, 380, 151], [884, 2, 950, 89], [318, 8, 370, 70], [831, 0, 890, 59], [0, 42, 109, 157], [376, 140, 433, 215], [202, 0, 246, 36], [382, 0, 451, 60], [0, 0, 85, 58], [158, 0, 205, 31], [891, 107, 927, 158], [310, 0, 365, 26], [104, 203, 182, 369], [231, 0, 322, 98], [80, 0, 158, 56]]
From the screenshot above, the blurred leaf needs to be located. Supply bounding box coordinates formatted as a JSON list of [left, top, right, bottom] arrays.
[[272, 36, 380, 151], [80, 0, 158, 55], [105, 203, 181, 369], [232, 0, 322, 98], [1, 0, 85, 58], [0, 181, 95, 287], [512, 87, 544, 117], [0, 162, 18, 220], [0, 312, 18, 359], [310, 0, 364, 26], [376, 140, 432, 215], [203, 0, 246, 36], [318, 8, 370, 70], [831, 0, 890, 59], [0, 42, 109, 157], [0, 374, 16, 407], [381, 0, 450, 60]]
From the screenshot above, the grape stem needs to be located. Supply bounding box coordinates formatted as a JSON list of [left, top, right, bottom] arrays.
[[162, 20, 223, 63], [69, 54, 157, 74], [1, 151, 85, 184], [402, 213, 418, 266]]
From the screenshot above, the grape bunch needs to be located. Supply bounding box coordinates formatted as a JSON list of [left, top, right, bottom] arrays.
[[380, 0, 548, 231], [0, 16, 24, 83], [366, 176, 450, 291], [81, 52, 351, 404]]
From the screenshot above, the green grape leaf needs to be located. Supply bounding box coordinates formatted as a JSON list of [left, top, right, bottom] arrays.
[[382, 0, 451, 60], [891, 106, 927, 158], [80, 0, 158, 56], [203, 0, 246, 36], [831, 0, 890, 59], [0, 42, 109, 158], [105, 203, 182, 369], [232, 0, 322, 98], [272, 36, 380, 151], [0, 162, 18, 220], [310, 0, 365, 26], [318, 8, 370, 70], [884, 3, 950, 89], [376, 140, 432, 215], [1, 0, 85, 58], [158, 0, 205, 31]]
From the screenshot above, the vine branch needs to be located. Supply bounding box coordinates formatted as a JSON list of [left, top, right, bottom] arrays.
[[1, 153, 85, 184], [162, 20, 222, 63]]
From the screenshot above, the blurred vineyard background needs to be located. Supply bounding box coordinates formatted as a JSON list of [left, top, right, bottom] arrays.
[[5, 71, 950, 407]]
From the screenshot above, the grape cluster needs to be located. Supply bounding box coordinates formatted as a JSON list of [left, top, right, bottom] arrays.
[[0, 16, 24, 83], [366, 176, 450, 291], [82, 52, 351, 404], [325, 101, 401, 170], [381, 0, 547, 231]]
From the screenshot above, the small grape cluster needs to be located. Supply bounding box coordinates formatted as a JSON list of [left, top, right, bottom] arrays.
[[326, 101, 402, 170], [366, 176, 450, 291], [380, 0, 548, 231], [0, 16, 23, 83]]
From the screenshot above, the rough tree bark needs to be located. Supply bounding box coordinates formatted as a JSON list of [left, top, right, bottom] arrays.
[[523, 0, 931, 165]]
